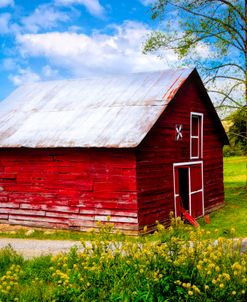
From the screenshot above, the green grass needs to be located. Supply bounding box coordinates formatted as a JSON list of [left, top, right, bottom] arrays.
[[198, 156, 247, 238], [0, 228, 89, 241]]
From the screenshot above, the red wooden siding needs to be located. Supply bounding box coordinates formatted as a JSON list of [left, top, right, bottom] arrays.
[[0, 148, 138, 233], [136, 77, 225, 229]]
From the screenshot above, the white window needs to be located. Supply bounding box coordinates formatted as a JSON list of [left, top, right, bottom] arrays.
[[190, 113, 203, 159]]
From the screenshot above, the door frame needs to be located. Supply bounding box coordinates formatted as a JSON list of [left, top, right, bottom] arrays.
[[173, 161, 204, 218]]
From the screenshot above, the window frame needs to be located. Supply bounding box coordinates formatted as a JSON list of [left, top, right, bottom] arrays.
[[190, 112, 203, 159]]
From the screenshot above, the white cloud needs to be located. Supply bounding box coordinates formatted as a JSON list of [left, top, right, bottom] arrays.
[[55, 0, 105, 18], [17, 21, 179, 76], [139, 0, 155, 6], [21, 4, 70, 33], [0, 0, 14, 8], [42, 65, 60, 79], [7, 64, 60, 86], [186, 42, 211, 60], [9, 68, 41, 86], [2, 58, 17, 70], [68, 25, 82, 32], [0, 13, 11, 33]]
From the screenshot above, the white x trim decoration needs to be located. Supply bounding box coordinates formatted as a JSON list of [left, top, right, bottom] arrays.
[[175, 124, 183, 141]]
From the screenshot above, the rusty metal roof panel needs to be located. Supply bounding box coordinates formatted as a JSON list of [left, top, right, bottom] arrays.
[[0, 68, 193, 148]]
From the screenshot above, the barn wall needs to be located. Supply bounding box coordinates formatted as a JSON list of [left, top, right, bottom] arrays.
[[0, 148, 138, 233], [136, 78, 225, 228]]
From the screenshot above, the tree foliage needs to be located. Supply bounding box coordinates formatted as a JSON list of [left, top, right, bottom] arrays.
[[144, 0, 246, 116], [225, 106, 247, 153]]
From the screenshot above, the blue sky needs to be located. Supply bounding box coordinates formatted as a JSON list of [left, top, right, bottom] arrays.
[[0, 0, 211, 100]]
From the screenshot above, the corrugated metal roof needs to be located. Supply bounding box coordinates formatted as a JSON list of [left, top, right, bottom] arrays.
[[0, 68, 193, 148]]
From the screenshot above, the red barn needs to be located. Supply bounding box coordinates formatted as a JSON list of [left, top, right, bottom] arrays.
[[0, 68, 228, 233]]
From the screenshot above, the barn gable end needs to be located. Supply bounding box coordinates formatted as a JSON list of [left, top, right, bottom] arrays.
[[136, 70, 226, 229]]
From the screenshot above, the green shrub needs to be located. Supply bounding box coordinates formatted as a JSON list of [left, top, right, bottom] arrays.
[[223, 145, 245, 157], [223, 106, 247, 156]]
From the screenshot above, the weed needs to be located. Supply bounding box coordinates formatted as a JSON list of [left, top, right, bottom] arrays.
[[0, 220, 246, 301]]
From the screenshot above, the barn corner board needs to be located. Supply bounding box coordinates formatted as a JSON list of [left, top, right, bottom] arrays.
[[0, 68, 228, 233]]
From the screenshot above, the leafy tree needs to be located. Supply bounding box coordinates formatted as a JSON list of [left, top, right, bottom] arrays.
[[225, 106, 247, 153], [143, 0, 246, 117]]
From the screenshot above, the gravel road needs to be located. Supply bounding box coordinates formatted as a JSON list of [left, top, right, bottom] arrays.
[[0, 238, 83, 258]]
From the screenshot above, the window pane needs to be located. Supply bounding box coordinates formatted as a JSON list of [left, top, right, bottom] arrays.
[[191, 138, 198, 158], [192, 116, 199, 136]]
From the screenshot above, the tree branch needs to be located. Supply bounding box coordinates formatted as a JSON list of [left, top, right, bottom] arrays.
[[227, 131, 247, 140], [190, 29, 241, 50], [167, 1, 245, 49], [218, 0, 245, 22], [208, 82, 243, 108], [203, 63, 245, 74], [208, 89, 243, 108], [205, 75, 245, 84]]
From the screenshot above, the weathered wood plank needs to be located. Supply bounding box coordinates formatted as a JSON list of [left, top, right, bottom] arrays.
[[0, 148, 138, 232]]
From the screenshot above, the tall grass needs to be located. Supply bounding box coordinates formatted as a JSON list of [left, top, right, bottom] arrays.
[[0, 220, 246, 302]]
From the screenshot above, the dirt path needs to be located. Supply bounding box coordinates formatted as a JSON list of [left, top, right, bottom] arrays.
[[0, 238, 83, 258]]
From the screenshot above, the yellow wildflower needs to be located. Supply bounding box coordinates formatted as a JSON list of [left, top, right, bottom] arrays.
[[192, 285, 200, 293]]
